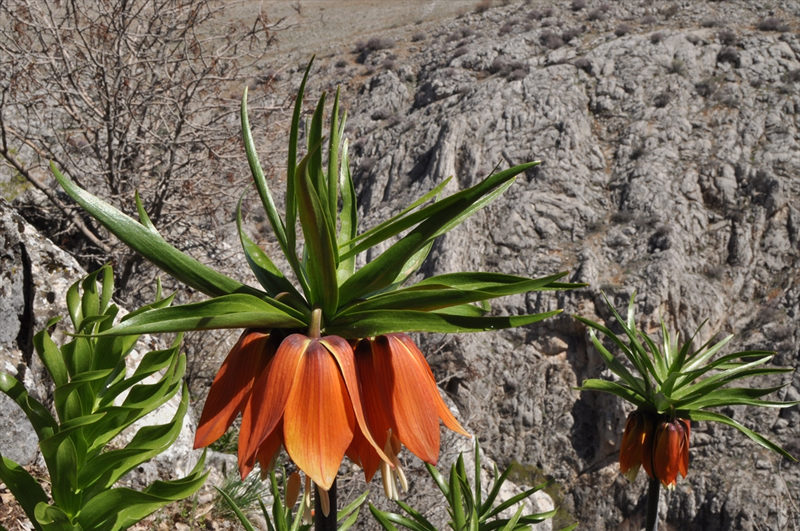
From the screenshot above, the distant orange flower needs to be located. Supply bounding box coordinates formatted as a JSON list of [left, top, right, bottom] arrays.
[[619, 410, 690, 489], [619, 410, 654, 482], [235, 333, 389, 492], [652, 418, 690, 490], [348, 333, 471, 498]]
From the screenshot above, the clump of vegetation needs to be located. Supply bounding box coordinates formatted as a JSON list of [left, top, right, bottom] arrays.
[[701, 18, 722, 28], [718, 28, 738, 45], [574, 56, 593, 74], [668, 58, 687, 76], [474, 0, 493, 14], [650, 31, 665, 44], [758, 17, 789, 32], [561, 26, 585, 43], [653, 92, 671, 108], [661, 4, 679, 19], [411, 31, 426, 42], [541, 30, 565, 49], [641, 14, 657, 25], [717, 46, 741, 68], [489, 57, 530, 80], [571, 0, 586, 11], [615, 23, 633, 37], [355, 36, 396, 53], [452, 45, 469, 59]]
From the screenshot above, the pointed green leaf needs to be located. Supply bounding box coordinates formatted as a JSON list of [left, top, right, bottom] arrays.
[[677, 385, 797, 410], [33, 327, 68, 387], [686, 410, 795, 461], [236, 192, 303, 299], [325, 309, 561, 337], [336, 139, 357, 284], [574, 379, 647, 407], [52, 163, 259, 299], [0, 455, 48, 531], [341, 176, 453, 248], [214, 487, 259, 531], [0, 373, 57, 440], [339, 164, 536, 303], [98, 294, 305, 335], [295, 146, 339, 317], [369, 504, 401, 531]]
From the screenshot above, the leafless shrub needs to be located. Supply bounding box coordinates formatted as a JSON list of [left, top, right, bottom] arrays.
[[499, 22, 517, 36], [650, 31, 665, 44], [382, 58, 396, 71], [641, 15, 657, 25], [695, 76, 723, 97], [701, 18, 722, 28], [705, 265, 726, 280], [758, 17, 789, 32], [358, 156, 377, 173], [561, 26, 584, 43], [783, 69, 800, 83], [630, 144, 646, 160], [661, 4, 679, 19], [654, 92, 671, 108], [508, 69, 528, 81], [452, 46, 469, 59], [336, 59, 349, 68], [586, 9, 605, 21], [474, 0, 493, 13], [573, 57, 592, 73], [0, 0, 273, 303], [717, 46, 741, 67], [570, 0, 586, 11], [615, 23, 633, 37], [668, 58, 687, 75], [540, 30, 565, 49], [718, 28, 738, 45], [411, 31, 427, 42]]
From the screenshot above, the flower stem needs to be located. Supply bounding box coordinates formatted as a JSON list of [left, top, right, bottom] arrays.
[[309, 308, 322, 339], [315, 478, 337, 531], [645, 477, 660, 531]]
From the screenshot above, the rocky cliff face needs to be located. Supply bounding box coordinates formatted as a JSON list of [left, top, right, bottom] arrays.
[[2, 0, 799, 529], [290, 1, 799, 529]]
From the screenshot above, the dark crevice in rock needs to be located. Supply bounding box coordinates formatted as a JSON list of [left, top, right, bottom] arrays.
[[16, 241, 34, 367]]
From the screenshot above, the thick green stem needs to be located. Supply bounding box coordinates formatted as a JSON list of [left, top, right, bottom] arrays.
[[309, 307, 322, 338], [645, 478, 660, 531], [315, 478, 337, 531]]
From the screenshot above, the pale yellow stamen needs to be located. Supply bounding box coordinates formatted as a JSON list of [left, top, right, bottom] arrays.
[[302, 475, 313, 524], [318, 485, 331, 517]]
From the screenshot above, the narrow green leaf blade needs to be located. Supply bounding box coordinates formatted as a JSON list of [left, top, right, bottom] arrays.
[[100, 294, 306, 335], [52, 163, 258, 299], [325, 309, 561, 337], [686, 410, 795, 461]]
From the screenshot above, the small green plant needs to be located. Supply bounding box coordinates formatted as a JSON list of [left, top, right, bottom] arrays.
[[215, 471, 271, 519], [369, 440, 577, 531], [575, 291, 796, 531], [216, 469, 368, 531], [0, 265, 207, 530]]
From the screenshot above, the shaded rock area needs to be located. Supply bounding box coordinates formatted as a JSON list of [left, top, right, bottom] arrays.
[[265, 1, 799, 529]]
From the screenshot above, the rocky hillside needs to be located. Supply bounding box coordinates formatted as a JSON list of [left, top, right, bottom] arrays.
[[1, 0, 799, 529], [269, 1, 799, 529]]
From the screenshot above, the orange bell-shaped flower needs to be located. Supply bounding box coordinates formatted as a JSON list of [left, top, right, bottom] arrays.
[[237, 333, 390, 491], [194, 329, 282, 449], [652, 418, 691, 490], [619, 410, 655, 482], [347, 333, 470, 495]]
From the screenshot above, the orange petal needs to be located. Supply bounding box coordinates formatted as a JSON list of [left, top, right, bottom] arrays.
[[619, 411, 644, 480], [640, 414, 656, 480], [195, 329, 275, 449], [353, 338, 395, 447], [374, 335, 440, 464], [283, 339, 355, 490], [239, 334, 308, 474], [345, 421, 383, 482], [393, 334, 470, 437], [654, 421, 681, 488], [678, 419, 690, 478], [255, 418, 284, 478]]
